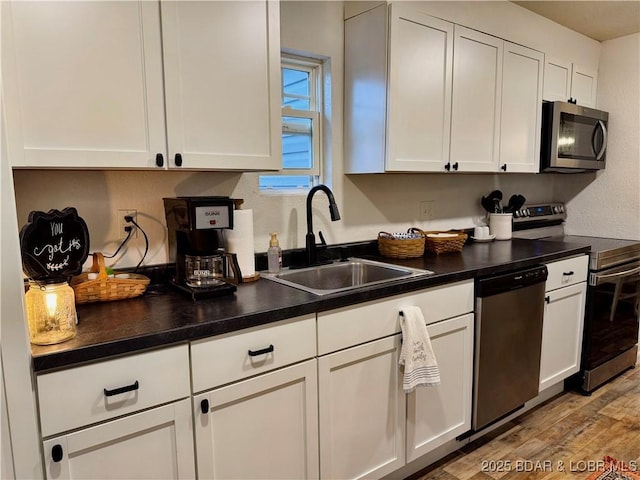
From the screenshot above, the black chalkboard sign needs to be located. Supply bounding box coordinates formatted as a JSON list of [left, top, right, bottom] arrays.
[[19, 208, 90, 280]]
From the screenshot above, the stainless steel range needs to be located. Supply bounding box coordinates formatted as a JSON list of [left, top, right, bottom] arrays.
[[512, 203, 640, 394]]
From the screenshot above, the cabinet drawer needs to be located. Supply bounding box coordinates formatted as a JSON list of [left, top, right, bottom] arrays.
[[545, 255, 588, 291], [37, 345, 190, 437], [318, 280, 474, 355], [191, 315, 316, 393]]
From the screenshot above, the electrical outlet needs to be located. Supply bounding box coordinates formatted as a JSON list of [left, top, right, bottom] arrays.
[[118, 209, 137, 239], [420, 201, 435, 221]]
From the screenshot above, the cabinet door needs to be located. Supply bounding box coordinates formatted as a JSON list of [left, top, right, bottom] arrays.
[[450, 26, 503, 172], [42, 399, 195, 479], [161, 1, 281, 170], [406, 314, 473, 462], [194, 360, 319, 479], [3, 1, 166, 169], [543, 57, 597, 107], [318, 335, 405, 480], [499, 43, 544, 173], [539, 282, 587, 391], [543, 56, 572, 102], [571, 63, 598, 107], [386, 5, 453, 172]]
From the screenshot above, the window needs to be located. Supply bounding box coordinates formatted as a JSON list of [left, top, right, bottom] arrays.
[[259, 55, 322, 192]]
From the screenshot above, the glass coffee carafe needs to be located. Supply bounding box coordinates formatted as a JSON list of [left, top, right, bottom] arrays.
[[184, 254, 225, 288]]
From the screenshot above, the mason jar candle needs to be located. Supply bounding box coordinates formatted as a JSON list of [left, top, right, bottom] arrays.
[[25, 280, 77, 345]]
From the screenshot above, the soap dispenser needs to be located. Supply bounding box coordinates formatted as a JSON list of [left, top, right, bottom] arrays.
[[267, 233, 282, 273]]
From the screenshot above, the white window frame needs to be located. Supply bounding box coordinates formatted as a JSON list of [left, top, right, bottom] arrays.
[[260, 54, 323, 193]]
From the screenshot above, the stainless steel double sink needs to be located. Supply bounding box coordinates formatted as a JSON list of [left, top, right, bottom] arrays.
[[262, 258, 433, 295]]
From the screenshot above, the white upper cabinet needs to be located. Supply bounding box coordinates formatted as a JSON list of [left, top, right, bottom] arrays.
[[344, 4, 454, 173], [543, 56, 597, 107], [543, 57, 572, 103], [499, 42, 544, 173], [161, 1, 281, 170], [345, 9, 545, 174], [386, 5, 454, 172], [451, 30, 544, 173], [570, 63, 598, 108], [3, 0, 281, 170], [449, 26, 503, 172], [3, 1, 166, 169]]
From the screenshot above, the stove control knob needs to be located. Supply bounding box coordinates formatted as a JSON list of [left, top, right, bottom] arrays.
[[514, 210, 520, 218], [552, 206, 559, 214], [524, 208, 531, 217], [560, 205, 565, 213]]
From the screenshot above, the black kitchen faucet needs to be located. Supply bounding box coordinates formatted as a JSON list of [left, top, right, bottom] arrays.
[[305, 185, 341, 267]]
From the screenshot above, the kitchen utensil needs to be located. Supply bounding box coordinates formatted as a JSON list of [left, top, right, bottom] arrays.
[[505, 194, 526, 213], [481, 190, 503, 213], [513, 194, 526, 212], [480, 195, 495, 213]]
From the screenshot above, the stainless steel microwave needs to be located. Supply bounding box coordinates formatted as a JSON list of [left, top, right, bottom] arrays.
[[540, 101, 608, 173]]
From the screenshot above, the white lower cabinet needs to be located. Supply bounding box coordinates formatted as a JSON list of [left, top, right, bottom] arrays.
[[35, 282, 479, 479], [190, 315, 319, 479], [318, 335, 405, 480], [539, 256, 588, 391], [193, 360, 319, 479], [36, 345, 194, 479], [318, 313, 474, 479], [43, 399, 195, 479], [406, 313, 473, 462], [317, 281, 474, 479]]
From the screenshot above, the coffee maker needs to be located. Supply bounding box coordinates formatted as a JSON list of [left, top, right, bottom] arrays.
[[163, 197, 242, 299]]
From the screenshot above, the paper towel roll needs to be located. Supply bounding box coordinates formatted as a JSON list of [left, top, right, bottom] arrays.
[[226, 209, 256, 277]]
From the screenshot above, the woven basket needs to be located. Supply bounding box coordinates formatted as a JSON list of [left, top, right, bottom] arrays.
[[411, 229, 468, 255], [71, 252, 150, 304], [378, 231, 426, 259]]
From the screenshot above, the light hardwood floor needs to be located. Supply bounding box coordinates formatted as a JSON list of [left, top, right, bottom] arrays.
[[410, 364, 640, 480]]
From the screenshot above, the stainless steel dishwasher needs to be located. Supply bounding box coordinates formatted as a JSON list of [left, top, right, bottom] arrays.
[[473, 265, 548, 431]]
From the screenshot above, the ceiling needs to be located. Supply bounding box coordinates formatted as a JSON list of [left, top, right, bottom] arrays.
[[512, 1, 640, 42]]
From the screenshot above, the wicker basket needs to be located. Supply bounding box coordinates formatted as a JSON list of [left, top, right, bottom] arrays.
[[412, 229, 468, 255], [378, 231, 426, 259], [71, 252, 150, 304]]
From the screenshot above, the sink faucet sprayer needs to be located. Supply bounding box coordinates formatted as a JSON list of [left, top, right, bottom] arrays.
[[305, 185, 341, 266]]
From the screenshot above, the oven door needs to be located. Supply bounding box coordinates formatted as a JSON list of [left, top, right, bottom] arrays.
[[583, 260, 640, 370]]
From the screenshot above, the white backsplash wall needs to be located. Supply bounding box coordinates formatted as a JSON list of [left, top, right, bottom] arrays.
[[553, 33, 640, 240], [12, 169, 555, 270]]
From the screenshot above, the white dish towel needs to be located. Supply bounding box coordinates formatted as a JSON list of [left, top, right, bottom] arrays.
[[399, 306, 441, 393]]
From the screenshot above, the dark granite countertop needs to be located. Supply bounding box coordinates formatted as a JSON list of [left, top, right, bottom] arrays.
[[30, 238, 591, 372]]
